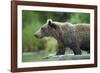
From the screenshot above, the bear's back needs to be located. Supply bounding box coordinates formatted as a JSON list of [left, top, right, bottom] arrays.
[[74, 24, 90, 32]]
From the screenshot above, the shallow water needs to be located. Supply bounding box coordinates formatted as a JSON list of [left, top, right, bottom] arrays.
[[22, 51, 90, 62]]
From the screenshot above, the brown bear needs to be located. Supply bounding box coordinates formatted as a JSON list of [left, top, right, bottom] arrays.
[[34, 19, 90, 55]]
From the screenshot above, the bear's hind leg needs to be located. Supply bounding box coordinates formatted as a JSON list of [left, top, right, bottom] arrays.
[[72, 48, 82, 55], [87, 49, 90, 54]]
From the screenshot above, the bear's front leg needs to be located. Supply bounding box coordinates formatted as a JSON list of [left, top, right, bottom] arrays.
[[56, 45, 66, 55]]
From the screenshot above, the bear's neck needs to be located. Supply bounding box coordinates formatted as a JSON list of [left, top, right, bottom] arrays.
[[51, 24, 73, 44], [51, 30, 64, 44]]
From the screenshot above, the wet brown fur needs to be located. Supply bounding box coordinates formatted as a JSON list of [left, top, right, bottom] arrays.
[[34, 19, 90, 55]]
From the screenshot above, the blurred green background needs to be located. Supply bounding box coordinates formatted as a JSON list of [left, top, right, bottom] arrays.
[[22, 10, 90, 62]]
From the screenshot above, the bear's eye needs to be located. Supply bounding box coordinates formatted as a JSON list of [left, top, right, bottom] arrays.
[[41, 28, 46, 32], [41, 27, 44, 30]]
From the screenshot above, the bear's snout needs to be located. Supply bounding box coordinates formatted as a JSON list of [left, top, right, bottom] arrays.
[[34, 31, 43, 38], [34, 33, 38, 38]]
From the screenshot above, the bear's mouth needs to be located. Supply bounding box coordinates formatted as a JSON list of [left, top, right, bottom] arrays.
[[34, 34, 38, 38], [34, 34, 43, 38]]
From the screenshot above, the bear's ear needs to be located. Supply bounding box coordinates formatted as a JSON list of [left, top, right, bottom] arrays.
[[47, 19, 52, 25], [47, 19, 58, 29]]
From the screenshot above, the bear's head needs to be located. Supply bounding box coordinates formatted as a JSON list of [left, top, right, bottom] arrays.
[[34, 19, 60, 38]]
